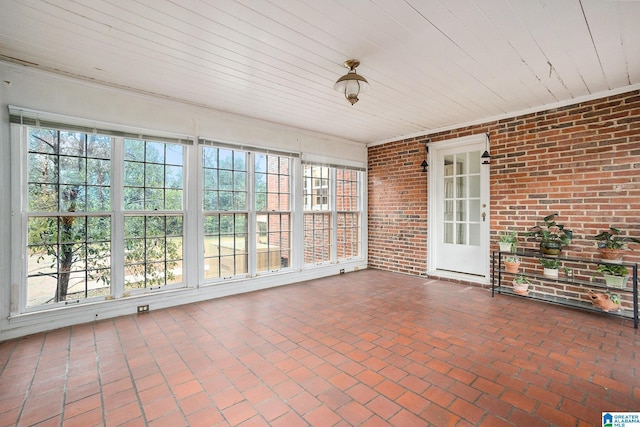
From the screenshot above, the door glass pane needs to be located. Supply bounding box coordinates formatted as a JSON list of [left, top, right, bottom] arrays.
[[444, 200, 453, 221], [469, 200, 481, 222], [456, 200, 466, 221], [444, 177, 454, 198], [456, 223, 466, 244], [458, 155, 467, 174], [469, 151, 481, 174], [444, 155, 454, 176], [456, 176, 466, 198], [469, 175, 480, 198], [444, 223, 453, 244]]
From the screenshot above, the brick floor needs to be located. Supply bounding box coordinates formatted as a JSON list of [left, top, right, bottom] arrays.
[[0, 269, 638, 426]]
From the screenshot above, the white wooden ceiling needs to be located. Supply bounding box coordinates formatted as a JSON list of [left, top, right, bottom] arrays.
[[1, 0, 639, 144]]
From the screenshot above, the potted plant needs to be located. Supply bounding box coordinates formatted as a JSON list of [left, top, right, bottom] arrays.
[[597, 263, 629, 288], [512, 275, 531, 295], [504, 256, 521, 273], [526, 213, 572, 256], [539, 257, 559, 278], [588, 290, 621, 312], [499, 230, 518, 252], [594, 227, 640, 263]]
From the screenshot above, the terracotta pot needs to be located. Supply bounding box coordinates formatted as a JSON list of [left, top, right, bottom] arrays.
[[513, 281, 529, 295], [504, 261, 520, 273], [599, 248, 625, 263], [588, 290, 620, 312]]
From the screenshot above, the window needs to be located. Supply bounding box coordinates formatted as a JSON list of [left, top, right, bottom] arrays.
[[303, 165, 331, 264], [123, 139, 185, 291], [26, 128, 112, 306], [336, 168, 361, 260], [255, 154, 291, 271], [203, 147, 248, 279]]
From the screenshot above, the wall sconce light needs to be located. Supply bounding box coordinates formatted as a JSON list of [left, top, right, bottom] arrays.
[[421, 143, 429, 172], [334, 59, 369, 105], [481, 133, 491, 165]]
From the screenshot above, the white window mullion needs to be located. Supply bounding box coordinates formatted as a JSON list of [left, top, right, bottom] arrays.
[[10, 125, 28, 313], [111, 137, 125, 298], [330, 168, 338, 263], [292, 158, 304, 271], [247, 152, 257, 276], [184, 141, 199, 288], [196, 143, 205, 286]]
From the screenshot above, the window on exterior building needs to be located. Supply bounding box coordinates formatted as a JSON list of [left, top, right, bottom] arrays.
[[202, 147, 248, 279], [255, 154, 291, 271], [303, 165, 331, 264], [336, 168, 361, 260]]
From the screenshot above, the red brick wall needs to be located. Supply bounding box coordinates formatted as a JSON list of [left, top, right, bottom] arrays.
[[368, 90, 640, 275]]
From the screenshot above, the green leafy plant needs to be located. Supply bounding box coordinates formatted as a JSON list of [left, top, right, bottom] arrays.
[[607, 292, 622, 305], [513, 275, 530, 284], [527, 213, 573, 248], [594, 227, 640, 250], [499, 230, 517, 244], [597, 264, 629, 277], [504, 256, 521, 263], [539, 258, 559, 269]]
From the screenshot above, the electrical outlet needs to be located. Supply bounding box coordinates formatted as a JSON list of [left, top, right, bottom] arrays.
[[137, 305, 149, 314], [340, 269, 345, 274]]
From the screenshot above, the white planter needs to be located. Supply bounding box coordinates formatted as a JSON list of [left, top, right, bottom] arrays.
[[499, 242, 512, 252], [543, 267, 558, 278], [603, 274, 628, 288]]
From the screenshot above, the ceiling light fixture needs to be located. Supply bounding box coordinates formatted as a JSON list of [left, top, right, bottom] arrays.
[[334, 59, 369, 105]]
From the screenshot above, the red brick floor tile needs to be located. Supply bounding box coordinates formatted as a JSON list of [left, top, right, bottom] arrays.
[[303, 405, 342, 427], [147, 410, 187, 427], [337, 400, 374, 425], [366, 395, 401, 420], [270, 410, 308, 427], [373, 379, 405, 400], [222, 400, 258, 425], [288, 390, 321, 415], [255, 398, 290, 422], [178, 391, 212, 415], [423, 385, 456, 408], [449, 397, 485, 424], [27, 415, 62, 427], [535, 403, 578, 427], [143, 395, 179, 421], [63, 393, 102, 419], [62, 407, 104, 427], [316, 387, 351, 410], [478, 413, 514, 427], [211, 386, 244, 410], [102, 401, 142, 426], [360, 415, 393, 427]]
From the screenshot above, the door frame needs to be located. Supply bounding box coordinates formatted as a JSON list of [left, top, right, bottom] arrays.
[[427, 133, 490, 284]]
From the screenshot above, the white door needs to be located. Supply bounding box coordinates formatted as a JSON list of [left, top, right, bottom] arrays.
[[428, 134, 490, 280]]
